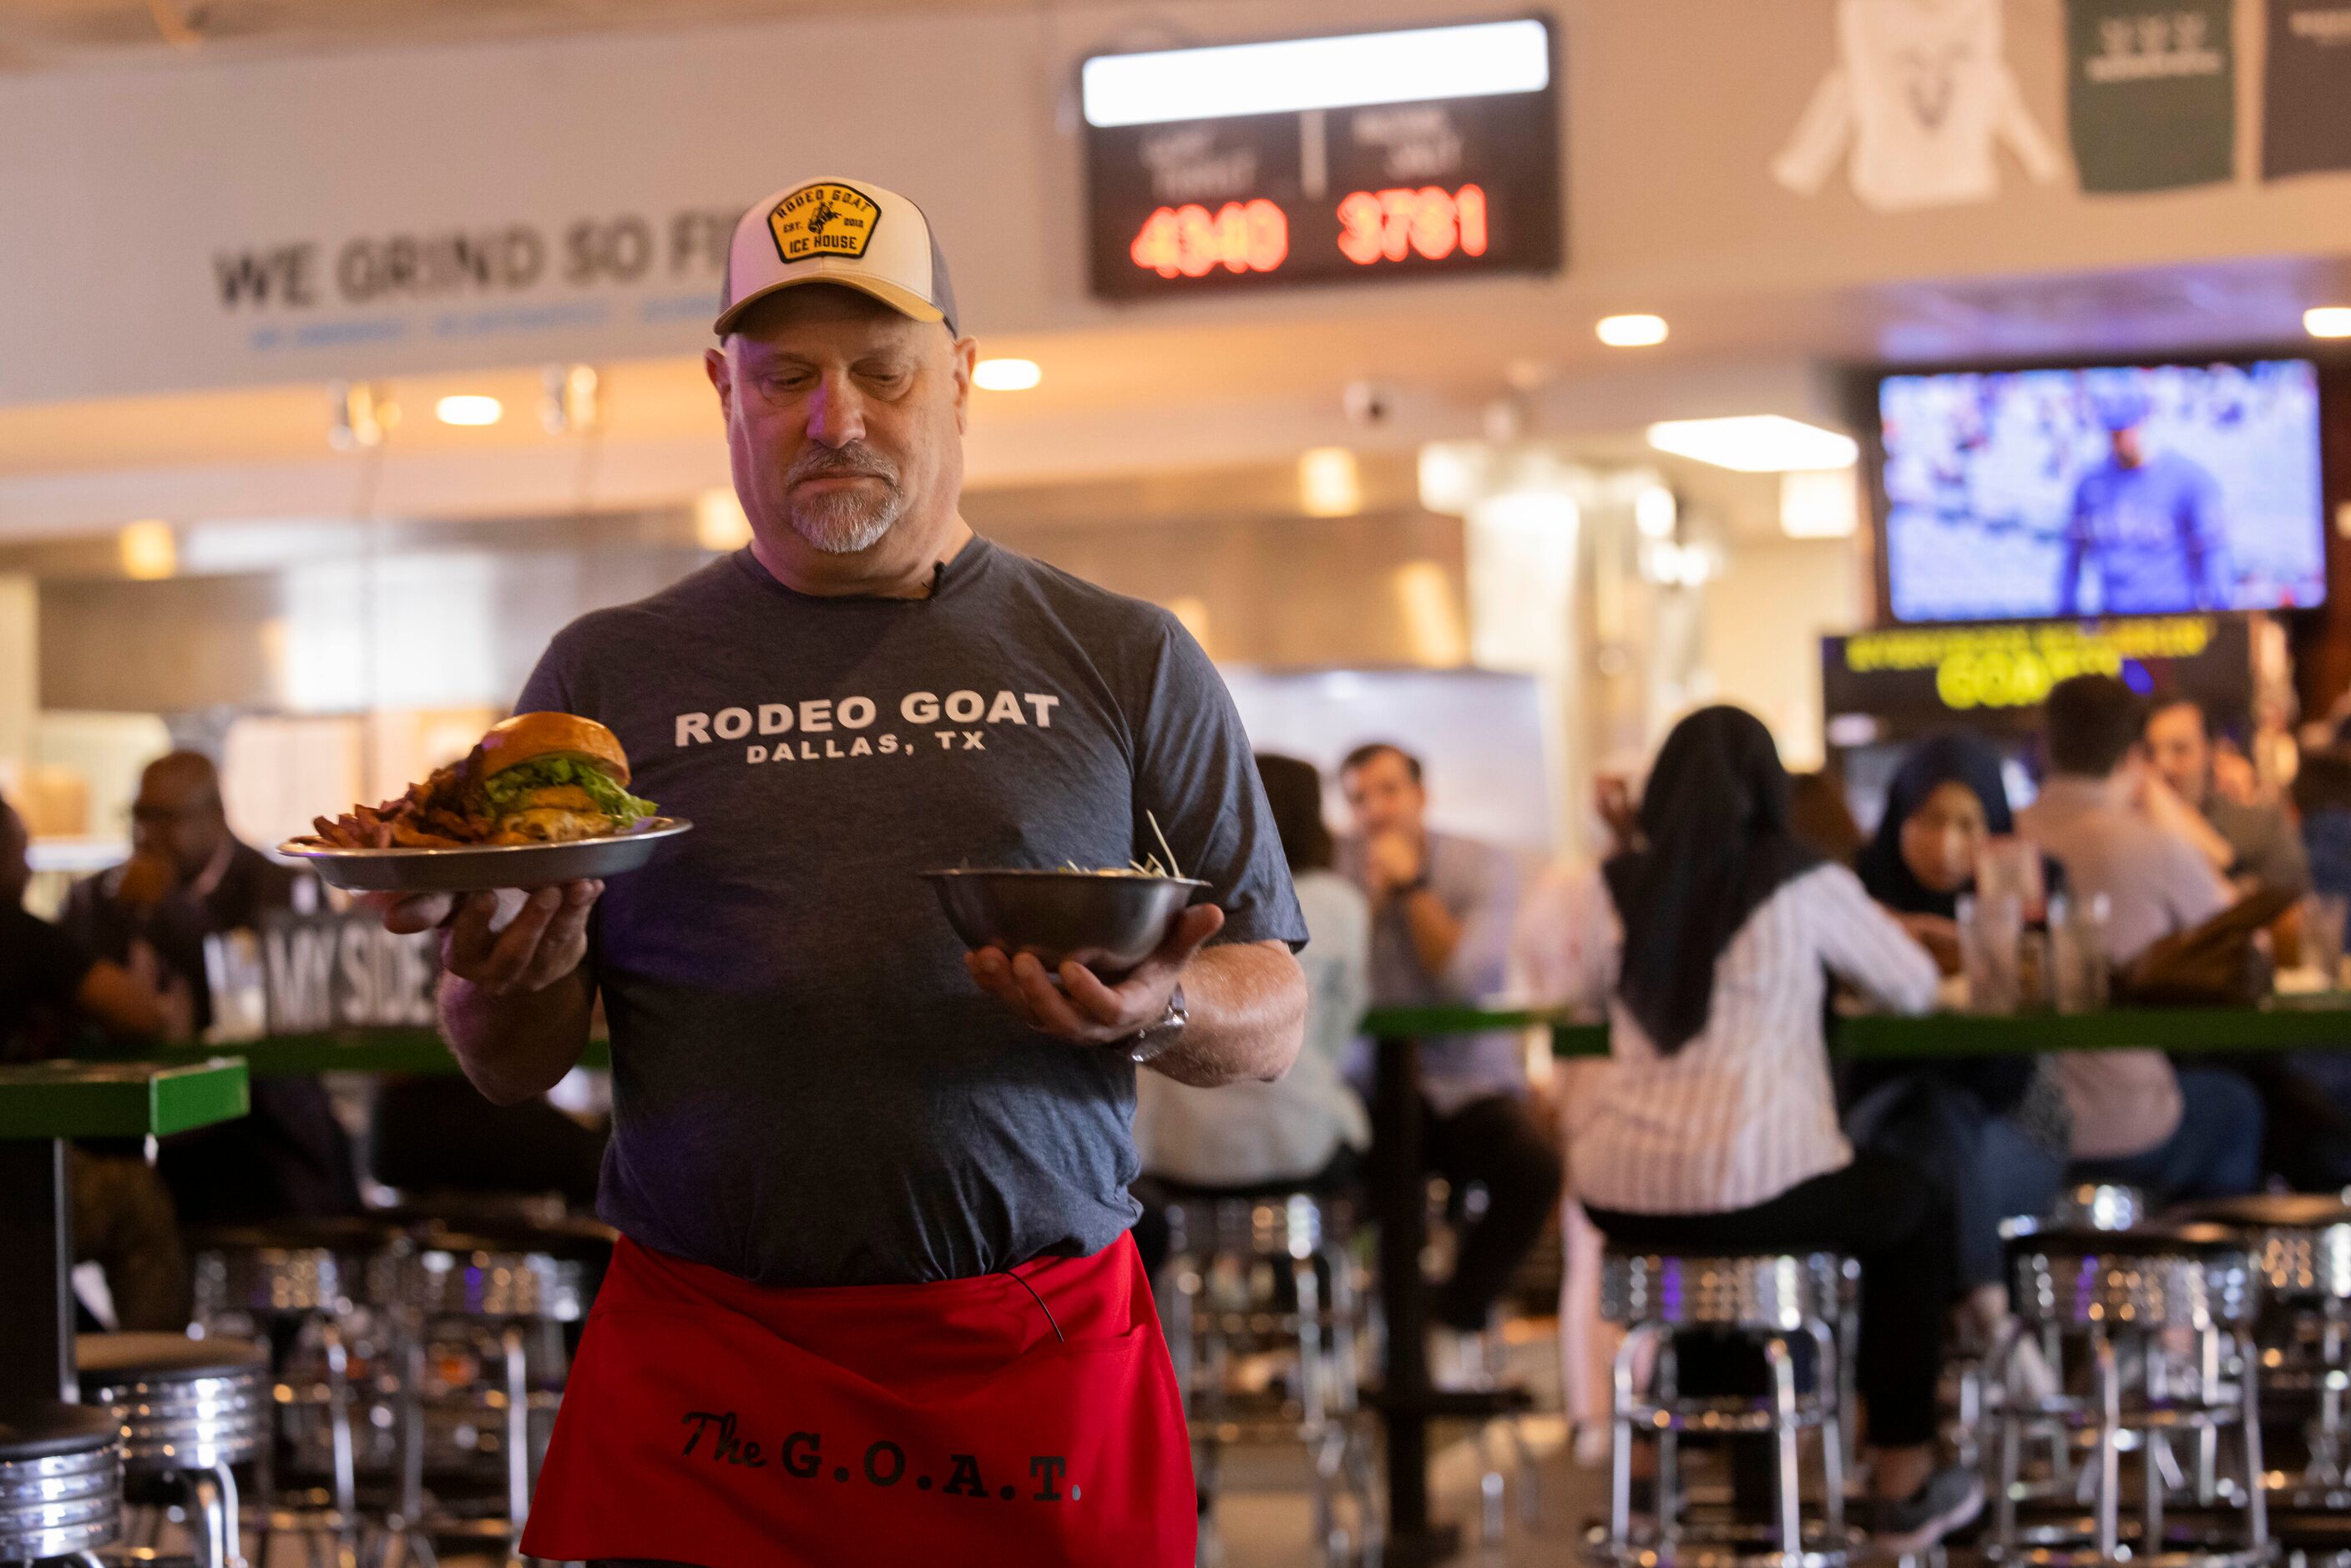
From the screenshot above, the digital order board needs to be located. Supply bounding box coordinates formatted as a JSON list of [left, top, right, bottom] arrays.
[[1079, 18, 1563, 301]]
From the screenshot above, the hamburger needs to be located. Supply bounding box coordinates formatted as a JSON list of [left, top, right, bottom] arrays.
[[476, 712, 655, 845]]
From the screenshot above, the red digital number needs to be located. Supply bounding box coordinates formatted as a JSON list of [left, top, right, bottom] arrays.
[[1336, 184, 1490, 266], [1130, 199, 1290, 279]]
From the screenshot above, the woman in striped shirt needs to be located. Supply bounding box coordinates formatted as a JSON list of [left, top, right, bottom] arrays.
[[1549, 707, 1976, 1553]]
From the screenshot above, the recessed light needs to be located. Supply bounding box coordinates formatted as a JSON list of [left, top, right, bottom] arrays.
[[1646, 415, 1858, 473], [2308, 306, 2351, 340], [973, 358, 1042, 392], [119, 519, 176, 580], [1297, 448, 1363, 517], [1596, 313, 1669, 348], [694, 489, 752, 552], [435, 394, 503, 427], [1080, 19, 1548, 128]]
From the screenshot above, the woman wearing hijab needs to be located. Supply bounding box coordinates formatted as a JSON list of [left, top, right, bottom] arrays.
[[1549, 707, 1974, 1555], [1847, 734, 2072, 1323]]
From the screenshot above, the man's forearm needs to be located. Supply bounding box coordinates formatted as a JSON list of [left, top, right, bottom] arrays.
[[1148, 940, 1307, 1089], [439, 968, 595, 1105], [1403, 888, 1464, 977]]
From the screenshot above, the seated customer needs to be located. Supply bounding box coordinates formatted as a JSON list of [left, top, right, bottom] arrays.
[[2019, 675, 2263, 1202], [2, 796, 189, 1330], [1552, 706, 1976, 1555], [1339, 741, 1560, 1335], [1848, 736, 2070, 1326], [63, 752, 360, 1224], [1135, 753, 1370, 1203], [2144, 698, 2308, 893]]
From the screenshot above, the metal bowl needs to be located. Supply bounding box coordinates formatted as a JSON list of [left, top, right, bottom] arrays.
[[280, 817, 691, 893], [921, 869, 1210, 976]]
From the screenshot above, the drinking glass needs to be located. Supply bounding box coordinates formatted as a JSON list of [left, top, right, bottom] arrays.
[[1959, 891, 2024, 1015], [2050, 893, 2112, 1014], [2303, 892, 2349, 992]]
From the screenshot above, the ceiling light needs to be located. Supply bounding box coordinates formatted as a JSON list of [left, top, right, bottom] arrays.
[[1634, 485, 1678, 539], [1081, 18, 1549, 127], [435, 394, 503, 427], [119, 520, 176, 581], [1780, 470, 1860, 539], [1596, 313, 1669, 348], [694, 489, 752, 552], [1646, 415, 1858, 473], [973, 357, 1042, 392], [2308, 306, 2351, 340], [1298, 447, 1363, 517]]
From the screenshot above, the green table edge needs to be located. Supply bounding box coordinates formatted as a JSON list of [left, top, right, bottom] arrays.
[[0, 1058, 250, 1141], [93, 1032, 610, 1075], [1358, 1003, 2351, 1057], [68, 998, 2351, 1080]]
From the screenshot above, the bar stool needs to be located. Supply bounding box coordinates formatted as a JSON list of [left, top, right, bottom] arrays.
[[78, 1333, 270, 1568], [2051, 1186, 2155, 1233], [188, 1216, 411, 1566], [1594, 1249, 1856, 1568], [1987, 1222, 2268, 1568], [387, 1214, 613, 1565], [0, 1402, 123, 1565], [1158, 1189, 1378, 1568], [1420, 1175, 1544, 1544], [2172, 1195, 2351, 1510]]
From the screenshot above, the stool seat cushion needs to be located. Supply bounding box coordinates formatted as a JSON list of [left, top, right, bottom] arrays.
[[415, 1214, 618, 1263], [2006, 1221, 2248, 1257], [2171, 1193, 2351, 1232], [76, 1333, 268, 1384], [0, 1399, 121, 1461]]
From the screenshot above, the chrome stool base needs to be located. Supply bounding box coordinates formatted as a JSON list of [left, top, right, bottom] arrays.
[[79, 1333, 269, 1568], [0, 1403, 123, 1564], [1988, 1225, 2270, 1568], [1159, 1190, 1378, 1568], [1596, 1252, 1858, 1568]]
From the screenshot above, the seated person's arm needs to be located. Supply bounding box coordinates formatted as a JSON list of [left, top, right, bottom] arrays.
[[74, 960, 166, 1039], [1425, 846, 1520, 999], [1812, 866, 1940, 1014]]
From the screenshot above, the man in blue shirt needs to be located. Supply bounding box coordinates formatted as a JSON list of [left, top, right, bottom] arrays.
[[2056, 387, 2230, 615], [1338, 742, 1560, 1336]]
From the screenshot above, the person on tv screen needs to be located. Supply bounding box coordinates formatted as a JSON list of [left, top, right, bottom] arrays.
[[2056, 379, 2229, 616]]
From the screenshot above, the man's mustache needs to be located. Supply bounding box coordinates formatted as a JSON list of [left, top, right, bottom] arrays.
[[788, 446, 899, 486]]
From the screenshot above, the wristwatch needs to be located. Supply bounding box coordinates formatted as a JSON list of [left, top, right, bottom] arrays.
[[1125, 984, 1188, 1065]]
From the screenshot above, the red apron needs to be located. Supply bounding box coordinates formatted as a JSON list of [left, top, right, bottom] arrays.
[[519, 1233, 1196, 1567]]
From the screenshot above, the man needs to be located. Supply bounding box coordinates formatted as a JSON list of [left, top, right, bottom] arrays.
[[2018, 675, 2263, 1201], [373, 178, 1306, 1565], [3, 796, 188, 1330], [2056, 382, 2229, 616], [63, 752, 358, 1224], [1337, 742, 1560, 1340], [2142, 698, 2308, 893]]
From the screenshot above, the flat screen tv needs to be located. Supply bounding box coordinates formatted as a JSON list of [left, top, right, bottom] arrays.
[[1876, 357, 2326, 624]]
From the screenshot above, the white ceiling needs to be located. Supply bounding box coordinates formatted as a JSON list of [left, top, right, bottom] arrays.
[[0, 0, 1070, 69]]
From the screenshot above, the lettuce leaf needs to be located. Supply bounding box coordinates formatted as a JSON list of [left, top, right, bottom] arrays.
[[482, 756, 656, 823]]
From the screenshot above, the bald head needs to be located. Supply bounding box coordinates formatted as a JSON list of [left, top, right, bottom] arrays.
[[134, 751, 230, 883]]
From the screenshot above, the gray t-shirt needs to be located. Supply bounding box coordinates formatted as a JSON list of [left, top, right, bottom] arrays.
[[516, 539, 1305, 1287]]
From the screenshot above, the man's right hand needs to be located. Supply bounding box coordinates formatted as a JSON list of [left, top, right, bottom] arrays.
[[362, 881, 603, 996]]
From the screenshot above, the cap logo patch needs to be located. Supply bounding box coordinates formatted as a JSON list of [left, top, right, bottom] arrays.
[[768, 183, 882, 265]]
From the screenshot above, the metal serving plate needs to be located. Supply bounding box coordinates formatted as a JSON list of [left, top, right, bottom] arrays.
[[921, 867, 1210, 975], [279, 817, 691, 893]]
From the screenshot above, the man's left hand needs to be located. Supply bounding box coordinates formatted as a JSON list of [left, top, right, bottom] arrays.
[[967, 903, 1225, 1046]]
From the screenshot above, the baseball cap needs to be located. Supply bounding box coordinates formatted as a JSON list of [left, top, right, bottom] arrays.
[[715, 177, 959, 338]]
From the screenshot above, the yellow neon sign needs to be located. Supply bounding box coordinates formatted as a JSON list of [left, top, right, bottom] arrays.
[[1841, 618, 2217, 711]]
